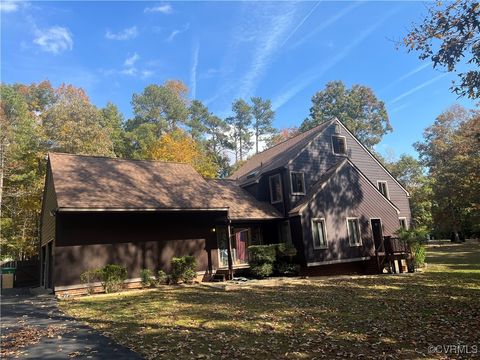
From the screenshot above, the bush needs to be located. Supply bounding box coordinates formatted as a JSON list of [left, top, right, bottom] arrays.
[[140, 269, 154, 288], [98, 264, 127, 293], [170, 256, 197, 284], [248, 245, 276, 263], [156, 270, 168, 285], [250, 263, 273, 278], [275, 262, 300, 276], [396, 228, 428, 269], [80, 269, 100, 295], [273, 243, 297, 258], [248, 244, 299, 278]]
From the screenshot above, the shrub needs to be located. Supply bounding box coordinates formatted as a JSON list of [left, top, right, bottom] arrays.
[[248, 244, 299, 278], [140, 269, 154, 288], [275, 262, 300, 276], [273, 243, 297, 258], [396, 228, 428, 269], [98, 264, 127, 293], [170, 256, 197, 284], [248, 245, 276, 263], [250, 263, 273, 278], [80, 269, 100, 295], [156, 270, 168, 285]]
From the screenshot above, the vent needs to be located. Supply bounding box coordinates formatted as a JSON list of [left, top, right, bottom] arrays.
[[246, 171, 258, 179]]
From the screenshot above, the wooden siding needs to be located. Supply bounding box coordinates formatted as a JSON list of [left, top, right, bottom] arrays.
[[297, 161, 400, 265], [288, 121, 411, 224], [53, 211, 222, 287], [40, 162, 57, 246]]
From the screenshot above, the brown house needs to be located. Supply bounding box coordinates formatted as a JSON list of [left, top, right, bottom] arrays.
[[40, 118, 411, 293]]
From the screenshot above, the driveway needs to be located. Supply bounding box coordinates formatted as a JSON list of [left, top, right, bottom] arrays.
[[1, 289, 143, 359]]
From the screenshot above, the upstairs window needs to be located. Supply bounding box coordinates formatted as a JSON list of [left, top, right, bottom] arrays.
[[377, 181, 389, 199], [399, 218, 408, 230], [290, 171, 305, 195], [347, 218, 362, 246], [312, 218, 327, 249], [269, 174, 283, 204], [332, 135, 347, 155]]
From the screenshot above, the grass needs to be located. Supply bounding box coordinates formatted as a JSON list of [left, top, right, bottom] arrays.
[[60, 243, 480, 359]]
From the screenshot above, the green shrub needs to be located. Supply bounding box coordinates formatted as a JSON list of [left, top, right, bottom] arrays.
[[396, 228, 428, 269], [273, 243, 297, 258], [170, 256, 197, 284], [140, 269, 154, 288], [248, 245, 276, 263], [98, 264, 127, 293], [413, 244, 426, 267], [275, 262, 300, 276], [250, 263, 273, 278], [80, 269, 100, 295], [156, 270, 168, 285]]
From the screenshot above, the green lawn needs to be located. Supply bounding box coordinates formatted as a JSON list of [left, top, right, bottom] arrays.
[[60, 243, 480, 359]]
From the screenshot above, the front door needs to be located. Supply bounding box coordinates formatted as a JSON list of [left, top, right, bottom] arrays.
[[371, 219, 383, 252]]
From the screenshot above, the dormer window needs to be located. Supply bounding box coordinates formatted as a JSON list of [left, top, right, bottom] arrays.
[[332, 135, 347, 155], [377, 180, 389, 199], [290, 171, 305, 195], [269, 174, 283, 204]]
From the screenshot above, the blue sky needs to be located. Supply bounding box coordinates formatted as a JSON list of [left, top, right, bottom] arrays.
[[1, 1, 476, 159]]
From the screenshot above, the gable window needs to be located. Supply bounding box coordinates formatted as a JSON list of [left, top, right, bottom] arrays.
[[332, 135, 347, 155], [290, 171, 305, 195], [347, 218, 362, 246], [377, 181, 389, 199], [269, 174, 283, 204], [312, 218, 327, 249], [399, 217, 408, 230]]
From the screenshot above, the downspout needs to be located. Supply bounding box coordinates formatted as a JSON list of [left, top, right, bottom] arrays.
[[226, 215, 234, 280]]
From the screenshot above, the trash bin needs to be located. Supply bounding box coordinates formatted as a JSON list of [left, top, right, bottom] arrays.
[[1, 268, 16, 289]]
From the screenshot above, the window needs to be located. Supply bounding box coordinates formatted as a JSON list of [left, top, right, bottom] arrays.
[[269, 174, 283, 204], [377, 181, 389, 199], [347, 218, 362, 246], [290, 172, 305, 195], [332, 136, 347, 155], [399, 218, 408, 230], [279, 221, 292, 244], [312, 218, 327, 249]]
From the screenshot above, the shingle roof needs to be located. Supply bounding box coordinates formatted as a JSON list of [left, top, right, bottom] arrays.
[[229, 120, 333, 184], [49, 153, 282, 219], [207, 179, 282, 220]]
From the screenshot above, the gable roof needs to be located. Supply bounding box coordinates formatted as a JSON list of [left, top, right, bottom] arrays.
[[229, 120, 334, 184], [207, 179, 282, 220], [289, 158, 400, 216], [48, 153, 282, 219]]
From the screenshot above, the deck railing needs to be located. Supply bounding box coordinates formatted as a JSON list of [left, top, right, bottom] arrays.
[[384, 236, 410, 255]]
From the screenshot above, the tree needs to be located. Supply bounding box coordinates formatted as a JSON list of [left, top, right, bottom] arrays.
[[144, 129, 218, 178], [265, 127, 299, 148], [388, 154, 432, 230], [100, 102, 127, 157], [187, 100, 209, 142], [42, 85, 114, 156], [300, 81, 391, 148], [131, 82, 189, 136], [250, 97, 275, 154], [229, 99, 253, 161], [402, 0, 480, 99], [415, 104, 480, 237]]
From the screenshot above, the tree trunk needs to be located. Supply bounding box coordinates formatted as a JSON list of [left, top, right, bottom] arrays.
[[255, 123, 259, 154]]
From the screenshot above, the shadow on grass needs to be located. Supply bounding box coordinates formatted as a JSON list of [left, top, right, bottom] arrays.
[[61, 244, 480, 360]]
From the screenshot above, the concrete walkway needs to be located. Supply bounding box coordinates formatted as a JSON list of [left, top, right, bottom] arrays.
[[1, 289, 143, 359]]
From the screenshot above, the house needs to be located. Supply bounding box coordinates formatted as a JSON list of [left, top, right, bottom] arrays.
[[40, 118, 411, 293]]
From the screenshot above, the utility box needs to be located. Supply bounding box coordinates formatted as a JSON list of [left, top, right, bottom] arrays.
[[1, 268, 16, 289]]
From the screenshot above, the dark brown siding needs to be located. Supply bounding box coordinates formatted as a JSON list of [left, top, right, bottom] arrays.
[[53, 211, 222, 287], [299, 161, 399, 265], [40, 163, 57, 246]]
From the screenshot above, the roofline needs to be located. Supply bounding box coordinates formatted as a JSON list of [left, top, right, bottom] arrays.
[[289, 158, 400, 216], [55, 207, 230, 213], [333, 119, 410, 197]]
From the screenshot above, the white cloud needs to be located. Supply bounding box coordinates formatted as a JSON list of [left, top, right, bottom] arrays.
[[124, 52, 139, 67], [144, 3, 172, 14], [105, 26, 138, 41], [190, 42, 200, 99], [33, 26, 73, 55], [0, 1, 19, 12], [166, 23, 190, 42]]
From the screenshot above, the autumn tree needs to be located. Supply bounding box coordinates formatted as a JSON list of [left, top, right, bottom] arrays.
[[144, 129, 218, 178], [402, 0, 480, 99], [251, 97, 275, 154], [42, 85, 115, 156], [415, 104, 480, 237], [265, 127, 299, 148], [228, 99, 253, 162], [300, 81, 391, 148], [100, 102, 127, 157]]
